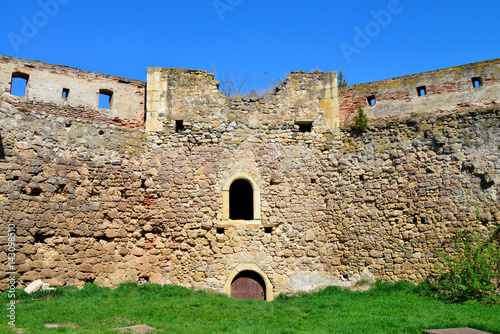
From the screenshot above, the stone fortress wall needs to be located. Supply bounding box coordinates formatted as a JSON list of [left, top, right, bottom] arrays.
[[0, 55, 499, 300]]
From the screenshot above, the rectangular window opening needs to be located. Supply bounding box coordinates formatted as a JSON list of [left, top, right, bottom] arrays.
[[216, 228, 224, 234], [471, 77, 482, 88], [295, 121, 312, 133], [175, 120, 184, 133], [417, 86, 426, 96], [264, 227, 273, 234], [99, 89, 113, 109], [10, 73, 29, 97], [367, 95, 376, 106], [62, 88, 70, 99]]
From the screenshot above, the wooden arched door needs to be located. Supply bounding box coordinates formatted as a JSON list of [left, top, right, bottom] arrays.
[[230, 271, 265, 300]]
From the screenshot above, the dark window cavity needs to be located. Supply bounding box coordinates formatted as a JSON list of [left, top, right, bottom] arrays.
[[229, 179, 254, 220], [62, 88, 70, 99], [417, 86, 426, 96], [471, 77, 482, 88], [367, 95, 376, 106], [175, 120, 184, 133], [296, 121, 312, 133]]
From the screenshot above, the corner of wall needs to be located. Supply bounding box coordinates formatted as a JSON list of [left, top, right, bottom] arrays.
[[145, 67, 166, 132], [320, 71, 340, 131]]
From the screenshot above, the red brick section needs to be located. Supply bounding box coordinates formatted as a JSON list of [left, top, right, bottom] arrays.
[[338, 58, 500, 124], [143, 192, 159, 206], [339, 77, 500, 124], [11, 101, 144, 129]]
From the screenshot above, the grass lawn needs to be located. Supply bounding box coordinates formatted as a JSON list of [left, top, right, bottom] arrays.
[[0, 281, 499, 333]]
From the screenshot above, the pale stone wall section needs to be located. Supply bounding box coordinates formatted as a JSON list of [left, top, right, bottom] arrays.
[[0, 55, 145, 122], [145, 68, 167, 132], [319, 71, 340, 130], [366, 84, 500, 119]]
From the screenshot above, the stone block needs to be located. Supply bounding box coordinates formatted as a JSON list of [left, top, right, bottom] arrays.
[[78, 264, 94, 273], [25, 279, 44, 294], [305, 230, 316, 241]]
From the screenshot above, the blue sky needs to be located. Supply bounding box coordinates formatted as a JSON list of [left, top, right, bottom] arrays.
[[1, 0, 499, 93]]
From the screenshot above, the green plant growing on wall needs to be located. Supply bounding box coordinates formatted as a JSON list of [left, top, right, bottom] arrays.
[[352, 105, 368, 133], [434, 202, 500, 304], [338, 71, 348, 87]]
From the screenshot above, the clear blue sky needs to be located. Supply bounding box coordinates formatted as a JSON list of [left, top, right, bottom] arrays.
[[1, 1, 499, 92]]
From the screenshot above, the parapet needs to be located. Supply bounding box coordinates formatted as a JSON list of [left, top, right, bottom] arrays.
[[0, 55, 145, 128], [1, 54, 499, 132], [145, 67, 338, 133], [339, 58, 500, 123]]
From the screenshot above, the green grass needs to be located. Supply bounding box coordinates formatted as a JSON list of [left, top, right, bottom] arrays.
[[0, 281, 499, 333]]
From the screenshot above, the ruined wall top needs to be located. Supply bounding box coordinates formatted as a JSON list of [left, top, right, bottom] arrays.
[[0, 55, 145, 128], [339, 58, 500, 123], [145, 66, 338, 133], [0, 54, 499, 132]]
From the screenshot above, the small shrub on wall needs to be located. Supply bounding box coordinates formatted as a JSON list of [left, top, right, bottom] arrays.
[[351, 105, 368, 133]]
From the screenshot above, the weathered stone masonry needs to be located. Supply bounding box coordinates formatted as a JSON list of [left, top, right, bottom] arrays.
[[0, 55, 499, 300]]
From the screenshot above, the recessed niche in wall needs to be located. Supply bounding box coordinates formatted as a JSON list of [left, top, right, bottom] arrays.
[[295, 120, 313, 133], [175, 120, 184, 133]]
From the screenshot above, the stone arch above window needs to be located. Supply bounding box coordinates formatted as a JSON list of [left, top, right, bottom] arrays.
[[222, 172, 261, 221]]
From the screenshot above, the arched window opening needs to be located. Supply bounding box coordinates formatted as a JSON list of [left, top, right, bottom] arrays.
[[229, 179, 253, 220], [222, 172, 261, 222]]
